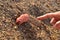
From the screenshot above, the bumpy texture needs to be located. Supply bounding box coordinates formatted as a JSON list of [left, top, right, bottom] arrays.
[[0, 0, 60, 40]]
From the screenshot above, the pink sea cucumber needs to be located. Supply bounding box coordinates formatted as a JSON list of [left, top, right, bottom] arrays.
[[16, 13, 48, 28]]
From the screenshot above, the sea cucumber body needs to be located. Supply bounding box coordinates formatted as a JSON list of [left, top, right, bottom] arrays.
[[16, 13, 48, 28]]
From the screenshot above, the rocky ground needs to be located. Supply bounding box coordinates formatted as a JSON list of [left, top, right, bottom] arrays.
[[0, 0, 60, 40]]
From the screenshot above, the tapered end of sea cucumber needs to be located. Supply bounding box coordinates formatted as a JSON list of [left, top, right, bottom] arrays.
[[16, 14, 30, 24]]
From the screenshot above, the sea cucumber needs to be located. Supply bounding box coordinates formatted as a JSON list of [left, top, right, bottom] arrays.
[[16, 13, 48, 27]]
